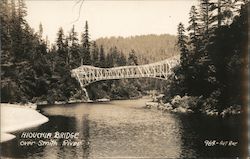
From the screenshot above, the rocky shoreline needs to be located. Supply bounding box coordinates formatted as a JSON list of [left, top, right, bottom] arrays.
[[145, 95, 242, 117]]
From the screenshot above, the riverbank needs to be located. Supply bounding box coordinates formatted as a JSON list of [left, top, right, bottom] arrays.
[[1, 96, 244, 158], [1, 104, 49, 143], [147, 95, 242, 117]]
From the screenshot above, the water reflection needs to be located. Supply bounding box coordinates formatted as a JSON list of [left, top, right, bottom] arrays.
[[178, 114, 243, 158], [1, 98, 243, 158], [87, 100, 182, 158]]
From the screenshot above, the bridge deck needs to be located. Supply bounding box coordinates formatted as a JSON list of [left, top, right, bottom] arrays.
[[71, 55, 180, 88]]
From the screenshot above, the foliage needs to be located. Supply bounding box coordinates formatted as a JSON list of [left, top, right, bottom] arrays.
[[170, 95, 201, 111], [81, 21, 91, 65], [0, 0, 80, 103], [95, 34, 179, 63], [165, 0, 248, 113]]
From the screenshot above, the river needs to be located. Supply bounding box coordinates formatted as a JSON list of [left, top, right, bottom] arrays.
[[0, 97, 245, 158]]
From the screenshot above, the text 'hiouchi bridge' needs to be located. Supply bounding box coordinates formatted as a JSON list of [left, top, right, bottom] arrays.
[[71, 55, 180, 89]]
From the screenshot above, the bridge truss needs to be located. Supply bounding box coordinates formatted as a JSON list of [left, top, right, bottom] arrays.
[[71, 55, 180, 88]]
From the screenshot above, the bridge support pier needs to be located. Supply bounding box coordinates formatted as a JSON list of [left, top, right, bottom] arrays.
[[82, 88, 90, 101]]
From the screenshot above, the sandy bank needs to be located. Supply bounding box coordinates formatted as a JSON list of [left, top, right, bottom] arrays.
[[1, 133, 16, 143], [1, 104, 49, 143]]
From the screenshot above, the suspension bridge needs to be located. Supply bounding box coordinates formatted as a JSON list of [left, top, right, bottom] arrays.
[[71, 55, 180, 89]]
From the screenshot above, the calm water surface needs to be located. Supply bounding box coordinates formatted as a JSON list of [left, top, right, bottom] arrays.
[[1, 97, 244, 158]]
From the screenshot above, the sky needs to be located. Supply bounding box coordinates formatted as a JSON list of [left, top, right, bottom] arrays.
[[25, 0, 198, 43]]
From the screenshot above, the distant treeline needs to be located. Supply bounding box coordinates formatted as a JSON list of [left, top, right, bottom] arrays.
[[1, 0, 168, 103], [164, 0, 248, 113], [95, 34, 179, 63]]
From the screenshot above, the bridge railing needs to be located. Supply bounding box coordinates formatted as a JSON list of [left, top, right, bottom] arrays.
[[71, 55, 180, 88]]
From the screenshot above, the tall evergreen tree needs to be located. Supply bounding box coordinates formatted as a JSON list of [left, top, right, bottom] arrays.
[[177, 23, 188, 69], [206, 0, 248, 111], [187, 6, 200, 54], [56, 27, 65, 51], [38, 23, 43, 41], [217, 0, 222, 27], [110, 47, 119, 66], [106, 53, 114, 68], [128, 50, 138, 65], [99, 45, 106, 67], [218, 0, 242, 26], [177, 22, 192, 95], [117, 52, 127, 66], [9, 0, 20, 60], [56, 27, 67, 66], [1, 0, 12, 65], [15, 0, 28, 60], [1, 0, 15, 102], [17, 0, 27, 24], [91, 41, 99, 66], [64, 37, 70, 66], [213, 0, 239, 28], [199, 0, 216, 43], [68, 25, 80, 68], [81, 21, 91, 65]]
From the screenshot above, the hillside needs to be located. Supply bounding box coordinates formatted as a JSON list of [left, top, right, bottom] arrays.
[[95, 34, 179, 63]]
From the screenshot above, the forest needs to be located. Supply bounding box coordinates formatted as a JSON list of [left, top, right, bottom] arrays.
[[1, 0, 169, 103], [0, 0, 248, 115], [95, 34, 179, 63], [164, 0, 248, 114]]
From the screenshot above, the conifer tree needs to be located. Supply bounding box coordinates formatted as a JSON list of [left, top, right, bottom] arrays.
[[106, 53, 114, 68], [110, 47, 120, 66], [177, 23, 188, 69], [9, 0, 21, 60], [69, 25, 80, 68], [217, 0, 242, 26], [187, 6, 200, 54], [56, 27, 67, 65], [64, 37, 69, 66], [199, 0, 216, 43], [1, 0, 12, 65], [117, 52, 127, 66], [217, 0, 222, 27], [17, 0, 27, 24], [56, 27, 65, 51], [128, 50, 138, 65], [38, 23, 43, 41], [99, 45, 106, 67], [91, 41, 99, 66], [15, 0, 28, 60], [81, 21, 91, 65], [1, 0, 15, 102]]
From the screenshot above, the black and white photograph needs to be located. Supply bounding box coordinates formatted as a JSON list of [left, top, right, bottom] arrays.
[[0, 0, 249, 158]]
